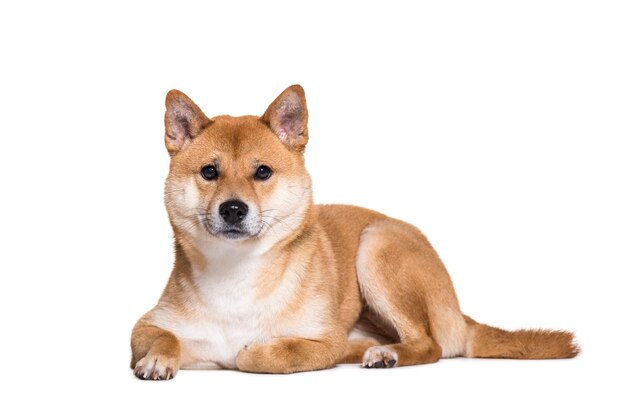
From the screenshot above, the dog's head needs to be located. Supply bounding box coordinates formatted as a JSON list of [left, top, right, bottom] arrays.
[[163, 85, 312, 250]]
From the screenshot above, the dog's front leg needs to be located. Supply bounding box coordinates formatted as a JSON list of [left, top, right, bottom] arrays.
[[131, 324, 181, 380], [236, 335, 345, 374]]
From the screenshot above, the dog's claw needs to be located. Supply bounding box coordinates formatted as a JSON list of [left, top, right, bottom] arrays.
[[133, 354, 178, 380], [363, 345, 399, 369]]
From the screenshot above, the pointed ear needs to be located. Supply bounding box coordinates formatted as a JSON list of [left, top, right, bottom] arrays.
[[164, 89, 212, 156], [261, 85, 308, 151]]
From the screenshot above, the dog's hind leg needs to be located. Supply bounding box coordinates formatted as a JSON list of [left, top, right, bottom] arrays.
[[339, 338, 380, 364], [355, 219, 467, 367]]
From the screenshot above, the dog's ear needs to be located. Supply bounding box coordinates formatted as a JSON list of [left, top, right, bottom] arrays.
[[261, 85, 308, 151], [164, 90, 212, 156]]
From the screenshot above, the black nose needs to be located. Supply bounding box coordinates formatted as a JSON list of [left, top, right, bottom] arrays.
[[219, 200, 249, 225]]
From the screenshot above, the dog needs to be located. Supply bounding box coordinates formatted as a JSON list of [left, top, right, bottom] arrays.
[[131, 85, 579, 379]]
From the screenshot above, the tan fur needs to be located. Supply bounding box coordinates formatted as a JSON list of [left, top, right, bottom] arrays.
[[130, 85, 579, 379], [464, 316, 579, 359]]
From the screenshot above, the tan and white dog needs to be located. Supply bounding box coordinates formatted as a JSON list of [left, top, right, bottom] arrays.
[[131, 85, 578, 379]]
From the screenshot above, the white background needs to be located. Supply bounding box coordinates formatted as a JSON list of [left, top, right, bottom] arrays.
[[1, 1, 624, 392]]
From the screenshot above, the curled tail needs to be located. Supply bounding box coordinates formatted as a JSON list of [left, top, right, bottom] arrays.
[[464, 315, 579, 359]]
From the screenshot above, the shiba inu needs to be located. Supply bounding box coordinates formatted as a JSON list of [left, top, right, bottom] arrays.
[[131, 85, 578, 380]]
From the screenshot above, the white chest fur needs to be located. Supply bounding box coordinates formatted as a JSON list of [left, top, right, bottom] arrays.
[[152, 253, 267, 369], [149, 241, 325, 370], [190, 266, 267, 369]]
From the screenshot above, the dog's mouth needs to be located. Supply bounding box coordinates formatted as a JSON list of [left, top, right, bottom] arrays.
[[219, 229, 249, 240], [198, 215, 261, 240]]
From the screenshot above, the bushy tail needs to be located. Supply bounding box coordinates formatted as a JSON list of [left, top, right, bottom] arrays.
[[464, 316, 579, 359]]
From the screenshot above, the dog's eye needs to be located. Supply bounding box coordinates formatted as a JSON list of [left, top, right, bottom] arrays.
[[254, 165, 272, 181], [200, 165, 218, 181]]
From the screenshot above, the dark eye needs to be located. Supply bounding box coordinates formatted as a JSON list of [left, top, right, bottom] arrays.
[[254, 165, 272, 181], [200, 165, 218, 181]]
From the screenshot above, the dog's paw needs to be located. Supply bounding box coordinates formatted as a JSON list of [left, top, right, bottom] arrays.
[[236, 341, 301, 373], [133, 353, 179, 380], [362, 346, 398, 368], [236, 343, 268, 373]]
